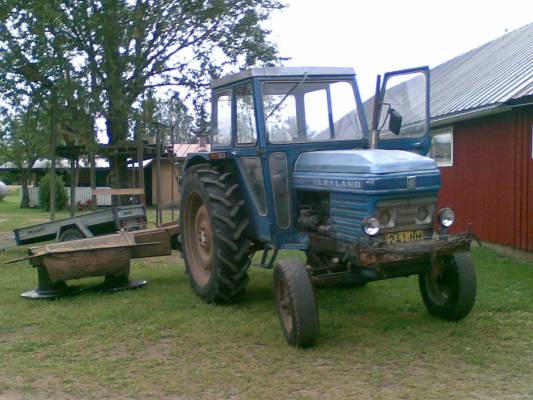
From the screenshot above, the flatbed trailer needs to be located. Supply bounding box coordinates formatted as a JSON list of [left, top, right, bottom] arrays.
[[13, 204, 148, 245]]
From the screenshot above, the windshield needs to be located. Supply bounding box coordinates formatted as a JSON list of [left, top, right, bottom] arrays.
[[262, 80, 364, 143], [378, 71, 428, 139]]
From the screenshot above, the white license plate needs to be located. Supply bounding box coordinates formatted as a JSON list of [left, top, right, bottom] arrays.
[[384, 230, 425, 245]]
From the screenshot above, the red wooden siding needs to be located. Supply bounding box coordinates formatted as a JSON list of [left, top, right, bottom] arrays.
[[437, 107, 533, 251]]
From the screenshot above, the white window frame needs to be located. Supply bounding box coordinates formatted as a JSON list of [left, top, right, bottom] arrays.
[[430, 127, 454, 167]]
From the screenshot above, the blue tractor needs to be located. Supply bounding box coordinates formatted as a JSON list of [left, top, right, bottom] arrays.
[[179, 67, 476, 347]]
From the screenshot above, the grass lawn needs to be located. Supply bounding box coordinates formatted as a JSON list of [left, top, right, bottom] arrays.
[[1, 190, 533, 399]]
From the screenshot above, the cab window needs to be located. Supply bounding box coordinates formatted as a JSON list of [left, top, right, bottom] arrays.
[[236, 84, 257, 145], [262, 80, 363, 143], [213, 91, 232, 146]]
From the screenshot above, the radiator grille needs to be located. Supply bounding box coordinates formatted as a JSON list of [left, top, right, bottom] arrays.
[[377, 197, 436, 232], [329, 193, 369, 242]]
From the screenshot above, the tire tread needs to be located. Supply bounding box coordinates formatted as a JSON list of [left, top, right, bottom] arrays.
[[180, 163, 251, 303]]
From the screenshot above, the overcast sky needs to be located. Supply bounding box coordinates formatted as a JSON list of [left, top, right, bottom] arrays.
[[268, 0, 533, 99], [97, 2, 532, 143]]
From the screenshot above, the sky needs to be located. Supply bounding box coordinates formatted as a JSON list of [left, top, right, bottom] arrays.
[[267, 0, 533, 99]]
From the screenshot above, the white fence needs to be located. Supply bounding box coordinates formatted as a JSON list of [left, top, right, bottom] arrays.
[[27, 187, 112, 207]]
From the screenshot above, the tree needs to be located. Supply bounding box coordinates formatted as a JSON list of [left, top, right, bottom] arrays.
[[0, 105, 50, 208], [0, 0, 285, 190], [138, 94, 195, 145]]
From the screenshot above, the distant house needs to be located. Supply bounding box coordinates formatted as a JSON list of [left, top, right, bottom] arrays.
[[427, 22, 533, 252]]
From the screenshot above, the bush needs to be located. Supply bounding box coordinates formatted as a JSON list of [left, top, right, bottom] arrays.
[[38, 172, 68, 211]]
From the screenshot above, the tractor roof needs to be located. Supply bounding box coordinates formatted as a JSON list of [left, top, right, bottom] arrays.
[[211, 67, 356, 89]]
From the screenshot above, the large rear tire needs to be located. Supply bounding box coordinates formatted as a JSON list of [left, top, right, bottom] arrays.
[[418, 252, 476, 321], [180, 164, 251, 303], [274, 258, 319, 348]]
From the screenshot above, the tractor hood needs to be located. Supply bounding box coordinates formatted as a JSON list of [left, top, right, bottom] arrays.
[[294, 149, 437, 175], [293, 149, 440, 195]]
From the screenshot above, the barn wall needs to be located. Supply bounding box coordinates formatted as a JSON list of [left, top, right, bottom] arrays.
[[438, 106, 533, 251], [151, 160, 180, 205]]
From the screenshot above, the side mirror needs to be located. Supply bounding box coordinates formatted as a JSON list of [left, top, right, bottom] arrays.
[[388, 108, 402, 135]]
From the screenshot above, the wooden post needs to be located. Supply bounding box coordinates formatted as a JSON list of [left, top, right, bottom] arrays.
[[49, 91, 57, 221], [70, 157, 76, 217], [170, 126, 175, 221], [115, 150, 121, 207], [136, 122, 145, 206], [156, 124, 162, 227], [89, 151, 97, 210], [131, 157, 136, 188], [75, 158, 80, 188]]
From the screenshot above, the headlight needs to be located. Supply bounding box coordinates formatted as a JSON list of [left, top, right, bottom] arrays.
[[379, 210, 391, 226], [363, 217, 381, 236], [438, 208, 455, 228], [417, 206, 428, 222]]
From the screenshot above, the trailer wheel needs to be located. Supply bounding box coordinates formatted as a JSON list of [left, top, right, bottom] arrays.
[[418, 252, 476, 321], [274, 258, 319, 348], [59, 228, 85, 242], [180, 164, 251, 303]]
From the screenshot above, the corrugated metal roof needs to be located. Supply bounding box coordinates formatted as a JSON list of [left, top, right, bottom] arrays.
[[430, 22, 533, 120]]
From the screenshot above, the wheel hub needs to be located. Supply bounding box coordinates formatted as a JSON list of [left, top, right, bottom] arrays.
[[198, 228, 209, 248], [277, 281, 293, 333], [184, 193, 214, 286], [426, 260, 451, 305]]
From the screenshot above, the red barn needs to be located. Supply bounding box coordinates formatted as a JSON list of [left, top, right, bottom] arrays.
[[428, 22, 533, 253]]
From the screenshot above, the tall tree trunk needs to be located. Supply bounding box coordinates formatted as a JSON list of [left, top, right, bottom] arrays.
[[20, 169, 30, 208], [107, 108, 131, 206]]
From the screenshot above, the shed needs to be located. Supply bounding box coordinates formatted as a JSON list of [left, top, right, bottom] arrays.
[[427, 22, 533, 252], [149, 143, 211, 206]]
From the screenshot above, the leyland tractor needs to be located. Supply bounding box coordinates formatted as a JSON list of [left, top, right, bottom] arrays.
[[179, 66, 476, 347]]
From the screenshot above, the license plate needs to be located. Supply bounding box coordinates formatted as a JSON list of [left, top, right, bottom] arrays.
[[384, 230, 425, 245]]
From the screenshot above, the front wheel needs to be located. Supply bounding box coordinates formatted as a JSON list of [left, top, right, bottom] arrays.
[[273, 258, 319, 348], [418, 252, 477, 321]]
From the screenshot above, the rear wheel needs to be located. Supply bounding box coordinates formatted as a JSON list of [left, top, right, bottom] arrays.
[[274, 258, 319, 348], [419, 252, 476, 320], [180, 164, 252, 303]]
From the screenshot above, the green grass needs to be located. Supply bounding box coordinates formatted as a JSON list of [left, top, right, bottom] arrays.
[[1, 191, 533, 399]]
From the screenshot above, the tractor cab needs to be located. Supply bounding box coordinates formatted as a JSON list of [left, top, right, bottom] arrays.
[[180, 67, 476, 348]]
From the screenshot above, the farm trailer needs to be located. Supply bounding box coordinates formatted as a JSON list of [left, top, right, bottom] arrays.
[[13, 204, 148, 245]]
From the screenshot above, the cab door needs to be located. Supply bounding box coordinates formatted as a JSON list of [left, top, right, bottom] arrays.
[[231, 82, 272, 242], [376, 67, 431, 155]]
